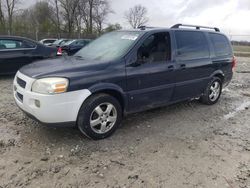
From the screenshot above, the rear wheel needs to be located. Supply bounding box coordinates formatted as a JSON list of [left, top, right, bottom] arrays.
[[200, 77, 222, 105], [77, 93, 122, 140]]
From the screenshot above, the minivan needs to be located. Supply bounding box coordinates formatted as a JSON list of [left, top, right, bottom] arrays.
[[13, 24, 236, 140]]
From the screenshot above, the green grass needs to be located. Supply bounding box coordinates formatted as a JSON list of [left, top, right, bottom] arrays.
[[233, 45, 250, 57], [233, 45, 250, 52]]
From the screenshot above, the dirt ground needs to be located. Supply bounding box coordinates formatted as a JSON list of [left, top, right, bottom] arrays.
[[0, 57, 250, 188]]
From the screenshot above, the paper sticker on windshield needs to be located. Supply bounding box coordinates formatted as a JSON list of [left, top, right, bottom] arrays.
[[121, 35, 138, 41]]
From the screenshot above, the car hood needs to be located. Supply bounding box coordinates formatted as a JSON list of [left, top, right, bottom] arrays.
[[19, 56, 110, 78]]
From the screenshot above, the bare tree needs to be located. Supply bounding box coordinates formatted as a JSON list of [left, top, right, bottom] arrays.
[[49, 0, 61, 38], [80, 0, 101, 34], [76, 0, 89, 34], [93, 0, 112, 34], [124, 4, 149, 29], [30, 1, 55, 39], [88, 0, 94, 34], [76, 0, 111, 35], [74, 0, 87, 38], [59, 0, 79, 37], [4, 0, 19, 35], [0, 0, 6, 33]]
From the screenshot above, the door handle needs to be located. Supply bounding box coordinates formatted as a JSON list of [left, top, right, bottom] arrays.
[[180, 64, 186, 69], [167, 65, 174, 71]]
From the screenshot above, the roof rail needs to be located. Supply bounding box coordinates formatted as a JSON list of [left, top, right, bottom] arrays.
[[137, 26, 157, 30], [171, 24, 220, 32]]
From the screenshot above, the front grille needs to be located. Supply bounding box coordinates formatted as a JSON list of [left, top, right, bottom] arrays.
[[16, 77, 26, 89], [16, 92, 23, 102]]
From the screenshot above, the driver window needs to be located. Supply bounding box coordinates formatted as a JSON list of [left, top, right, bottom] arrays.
[[137, 32, 171, 63]]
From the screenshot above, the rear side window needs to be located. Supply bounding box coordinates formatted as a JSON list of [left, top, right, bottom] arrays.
[[76, 40, 86, 45], [43, 40, 56, 44], [209, 33, 231, 57], [0, 39, 36, 50], [175, 31, 210, 60]]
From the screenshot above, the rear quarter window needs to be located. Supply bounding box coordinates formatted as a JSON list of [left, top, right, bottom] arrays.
[[209, 33, 232, 57], [175, 31, 210, 60], [44, 40, 55, 44], [0, 40, 18, 49], [0, 39, 36, 49]]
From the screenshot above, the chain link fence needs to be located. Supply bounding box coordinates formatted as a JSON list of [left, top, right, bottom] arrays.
[[0, 31, 98, 41]]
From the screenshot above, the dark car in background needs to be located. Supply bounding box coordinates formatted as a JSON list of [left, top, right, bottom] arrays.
[[0, 36, 57, 75], [51, 39, 70, 48], [60, 39, 92, 56], [51, 39, 70, 56]]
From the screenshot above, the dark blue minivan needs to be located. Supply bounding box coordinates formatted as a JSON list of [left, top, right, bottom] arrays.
[[13, 24, 236, 139]]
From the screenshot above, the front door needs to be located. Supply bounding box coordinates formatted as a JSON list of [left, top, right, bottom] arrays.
[[126, 32, 175, 112]]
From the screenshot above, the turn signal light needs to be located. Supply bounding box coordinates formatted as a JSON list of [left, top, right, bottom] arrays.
[[53, 83, 67, 93]]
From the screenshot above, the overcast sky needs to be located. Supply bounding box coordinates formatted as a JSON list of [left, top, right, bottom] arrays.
[[23, 0, 250, 40]]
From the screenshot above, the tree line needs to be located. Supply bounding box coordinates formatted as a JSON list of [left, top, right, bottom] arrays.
[[0, 0, 149, 40]]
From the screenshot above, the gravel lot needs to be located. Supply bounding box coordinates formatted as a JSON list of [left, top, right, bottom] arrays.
[[0, 57, 250, 188]]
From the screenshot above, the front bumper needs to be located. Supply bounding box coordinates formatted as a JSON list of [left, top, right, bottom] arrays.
[[13, 71, 91, 125]]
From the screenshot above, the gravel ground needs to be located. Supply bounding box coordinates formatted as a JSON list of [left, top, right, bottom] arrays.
[[0, 57, 250, 188]]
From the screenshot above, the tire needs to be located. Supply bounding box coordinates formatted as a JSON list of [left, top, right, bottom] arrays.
[[200, 77, 222, 105], [77, 93, 122, 140]]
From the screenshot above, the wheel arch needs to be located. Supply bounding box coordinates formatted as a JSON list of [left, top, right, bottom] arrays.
[[210, 70, 225, 83], [87, 83, 127, 112]]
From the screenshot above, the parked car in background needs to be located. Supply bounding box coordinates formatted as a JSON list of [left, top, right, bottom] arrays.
[[51, 39, 70, 48], [60, 39, 92, 56], [0, 36, 57, 75], [39, 38, 57, 46], [51, 39, 70, 56], [13, 24, 235, 140]]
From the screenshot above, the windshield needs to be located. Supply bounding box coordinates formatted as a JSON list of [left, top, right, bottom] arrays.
[[75, 31, 142, 61], [53, 39, 64, 45], [64, 40, 75, 45]]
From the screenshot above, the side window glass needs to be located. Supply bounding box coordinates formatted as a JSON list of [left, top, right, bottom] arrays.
[[209, 33, 231, 57], [137, 32, 171, 63], [44, 40, 54, 44], [175, 31, 210, 60], [21, 40, 36, 48], [0, 39, 36, 50], [0, 40, 21, 49], [80, 41, 86, 45]]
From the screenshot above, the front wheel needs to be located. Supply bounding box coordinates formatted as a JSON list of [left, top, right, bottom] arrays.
[[200, 77, 222, 105], [77, 93, 122, 140]]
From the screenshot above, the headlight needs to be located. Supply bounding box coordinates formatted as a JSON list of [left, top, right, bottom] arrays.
[[32, 78, 69, 94]]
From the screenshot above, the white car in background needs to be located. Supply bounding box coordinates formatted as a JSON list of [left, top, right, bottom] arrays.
[[39, 38, 57, 46]]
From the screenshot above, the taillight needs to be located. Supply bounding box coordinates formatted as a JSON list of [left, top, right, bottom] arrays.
[[232, 56, 237, 71], [57, 47, 62, 56]]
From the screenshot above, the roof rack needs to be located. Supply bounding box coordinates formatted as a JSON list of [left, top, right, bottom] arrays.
[[171, 24, 220, 32], [137, 26, 156, 30]]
